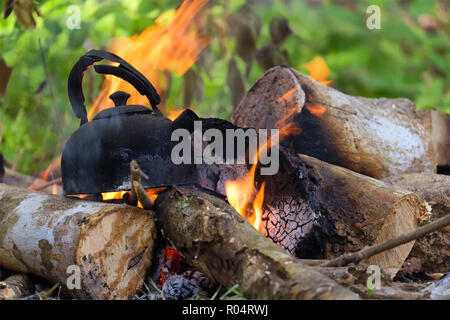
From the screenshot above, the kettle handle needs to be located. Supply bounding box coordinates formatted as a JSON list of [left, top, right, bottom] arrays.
[[68, 49, 162, 126]]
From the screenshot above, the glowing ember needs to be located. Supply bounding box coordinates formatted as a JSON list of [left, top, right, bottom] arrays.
[[102, 191, 127, 201], [159, 244, 181, 285], [88, 0, 209, 119], [99, 187, 166, 208], [305, 56, 333, 85]]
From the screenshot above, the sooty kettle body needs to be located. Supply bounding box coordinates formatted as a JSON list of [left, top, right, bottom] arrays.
[[61, 50, 199, 196]]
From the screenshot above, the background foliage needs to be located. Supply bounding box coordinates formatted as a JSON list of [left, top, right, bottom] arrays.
[[0, 0, 449, 174]]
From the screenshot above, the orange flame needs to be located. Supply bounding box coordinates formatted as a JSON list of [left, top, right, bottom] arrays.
[[28, 155, 61, 191], [167, 107, 195, 121], [31, 0, 209, 193], [100, 187, 165, 208], [305, 56, 333, 85], [225, 117, 300, 232], [225, 163, 258, 227], [88, 0, 209, 120]]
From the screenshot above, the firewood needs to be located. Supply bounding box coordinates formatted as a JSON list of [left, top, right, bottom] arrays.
[[2, 168, 62, 194], [350, 282, 430, 300], [383, 173, 450, 273], [0, 274, 33, 300], [431, 110, 450, 172], [0, 183, 156, 299], [322, 214, 450, 268], [154, 186, 360, 300], [198, 136, 431, 277], [231, 66, 436, 179]]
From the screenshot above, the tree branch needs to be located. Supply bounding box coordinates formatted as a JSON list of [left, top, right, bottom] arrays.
[[322, 214, 450, 267]]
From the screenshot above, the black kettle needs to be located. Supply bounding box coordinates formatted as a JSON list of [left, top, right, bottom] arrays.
[[61, 50, 199, 196]]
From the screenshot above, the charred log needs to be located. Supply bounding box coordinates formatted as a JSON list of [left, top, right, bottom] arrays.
[[231, 66, 436, 179], [0, 274, 33, 300]]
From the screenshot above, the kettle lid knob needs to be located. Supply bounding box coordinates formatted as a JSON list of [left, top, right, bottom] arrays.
[[109, 91, 131, 107]]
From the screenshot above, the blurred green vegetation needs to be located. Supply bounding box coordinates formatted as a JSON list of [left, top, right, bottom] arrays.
[[0, 0, 449, 174]]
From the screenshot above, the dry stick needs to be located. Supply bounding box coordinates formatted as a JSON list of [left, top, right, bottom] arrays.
[[32, 177, 62, 191], [132, 181, 153, 210], [129, 160, 148, 206], [322, 214, 450, 268]]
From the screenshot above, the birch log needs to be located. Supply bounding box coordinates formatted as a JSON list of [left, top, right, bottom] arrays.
[[232, 66, 436, 179], [383, 173, 450, 273], [0, 184, 156, 299]]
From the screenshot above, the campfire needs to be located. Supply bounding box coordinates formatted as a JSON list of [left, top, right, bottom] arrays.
[[0, 0, 449, 301]]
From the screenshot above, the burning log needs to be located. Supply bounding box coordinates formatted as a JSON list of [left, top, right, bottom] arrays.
[[154, 186, 359, 300], [0, 184, 156, 299], [231, 66, 436, 179], [382, 173, 450, 273], [197, 128, 431, 277], [265, 152, 431, 277]]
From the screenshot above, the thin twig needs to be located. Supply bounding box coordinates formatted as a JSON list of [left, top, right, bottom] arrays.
[[322, 214, 450, 268], [132, 181, 153, 210], [129, 160, 148, 206]]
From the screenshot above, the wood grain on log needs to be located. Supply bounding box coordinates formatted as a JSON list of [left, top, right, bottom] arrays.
[[281, 153, 430, 277], [232, 66, 436, 179], [383, 173, 450, 273], [0, 184, 156, 299], [154, 186, 359, 300]]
